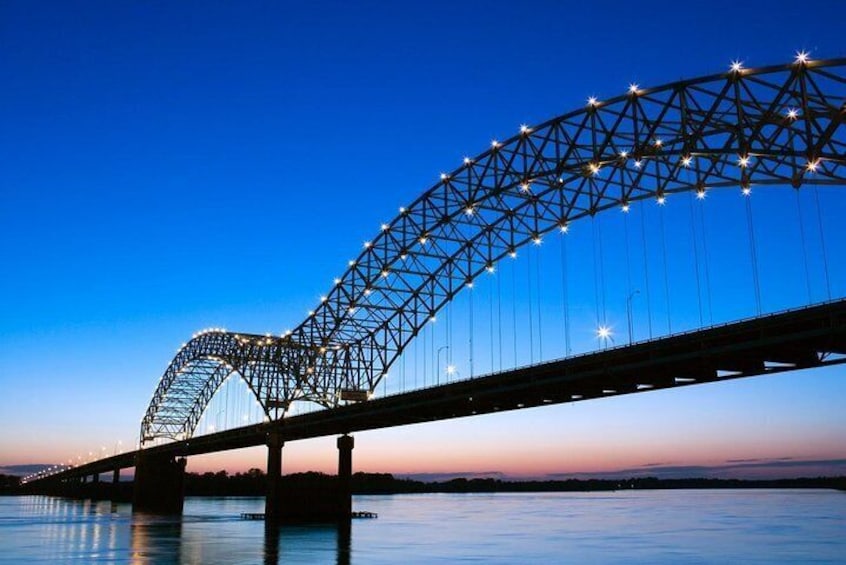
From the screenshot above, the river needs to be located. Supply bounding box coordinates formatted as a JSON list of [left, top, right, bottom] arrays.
[[1, 489, 844, 563]]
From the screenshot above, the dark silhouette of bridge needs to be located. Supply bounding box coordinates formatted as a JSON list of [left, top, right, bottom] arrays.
[[25, 56, 846, 522]]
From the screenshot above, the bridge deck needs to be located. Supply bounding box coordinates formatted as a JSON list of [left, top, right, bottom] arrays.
[[32, 299, 846, 482]]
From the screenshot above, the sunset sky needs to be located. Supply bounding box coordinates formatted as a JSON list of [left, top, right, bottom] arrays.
[[2, 0, 845, 480]]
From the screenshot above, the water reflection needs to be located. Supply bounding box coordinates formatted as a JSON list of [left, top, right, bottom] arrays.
[[263, 520, 352, 565]]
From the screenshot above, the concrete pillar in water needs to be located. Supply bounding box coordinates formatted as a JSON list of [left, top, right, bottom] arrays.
[[337, 435, 354, 519], [133, 454, 187, 514], [265, 432, 284, 522], [111, 467, 121, 502]]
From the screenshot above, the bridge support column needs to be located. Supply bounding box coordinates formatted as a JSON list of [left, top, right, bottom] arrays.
[[133, 453, 186, 515], [337, 435, 354, 519], [111, 466, 121, 502], [265, 432, 284, 523]]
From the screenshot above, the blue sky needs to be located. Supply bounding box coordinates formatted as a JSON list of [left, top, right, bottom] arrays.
[[1, 0, 845, 478]]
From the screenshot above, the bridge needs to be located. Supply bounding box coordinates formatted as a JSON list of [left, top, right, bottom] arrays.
[[25, 55, 846, 522]]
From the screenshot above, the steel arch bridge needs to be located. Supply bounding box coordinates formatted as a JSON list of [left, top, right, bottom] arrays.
[[141, 56, 846, 445]]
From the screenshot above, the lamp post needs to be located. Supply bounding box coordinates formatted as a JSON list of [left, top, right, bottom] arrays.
[[436, 345, 449, 385], [627, 289, 640, 345]]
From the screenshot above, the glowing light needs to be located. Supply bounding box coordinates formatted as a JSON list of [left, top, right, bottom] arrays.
[[399, 206, 407, 214], [634, 160, 643, 169], [587, 96, 599, 107], [348, 306, 357, 313], [742, 186, 752, 196], [621, 202, 630, 213], [446, 364, 457, 375], [681, 155, 692, 167], [737, 155, 750, 168], [657, 194, 666, 205], [806, 159, 820, 172], [440, 173, 449, 181], [509, 249, 518, 258], [381, 269, 390, 278], [348, 260, 356, 267], [463, 156, 472, 165], [559, 223, 569, 233], [363, 241, 372, 249], [466, 280, 474, 288], [364, 288, 372, 296], [628, 83, 639, 94], [619, 150, 629, 158], [465, 206, 475, 215], [532, 235, 542, 245], [491, 139, 501, 149], [520, 124, 531, 135], [696, 188, 706, 200], [786, 108, 799, 120], [795, 50, 810, 65], [429, 314, 437, 323], [588, 162, 601, 175], [519, 181, 530, 192], [596, 325, 612, 340], [730, 60, 744, 73], [418, 236, 428, 245], [334, 277, 342, 285], [381, 223, 389, 231], [486, 264, 496, 274], [653, 138, 663, 148]]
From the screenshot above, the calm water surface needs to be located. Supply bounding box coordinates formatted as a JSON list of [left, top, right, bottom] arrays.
[[1, 490, 844, 564]]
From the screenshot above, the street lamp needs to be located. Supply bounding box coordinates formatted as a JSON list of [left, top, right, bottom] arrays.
[[436, 345, 449, 385], [627, 289, 640, 345]]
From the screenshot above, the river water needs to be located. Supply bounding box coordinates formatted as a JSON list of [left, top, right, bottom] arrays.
[[1, 490, 844, 564]]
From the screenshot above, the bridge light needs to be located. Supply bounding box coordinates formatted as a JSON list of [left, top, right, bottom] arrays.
[[363, 241, 372, 249], [619, 150, 629, 159], [446, 364, 457, 375], [742, 185, 752, 196], [466, 280, 474, 288], [786, 108, 799, 120], [348, 306, 357, 314], [696, 188, 707, 200], [334, 277, 342, 285], [588, 162, 601, 175], [634, 159, 643, 169], [520, 124, 531, 135], [399, 206, 407, 214], [463, 156, 473, 165], [597, 325, 612, 340], [429, 314, 437, 323], [307, 310, 315, 316], [381, 269, 390, 278], [587, 96, 599, 107], [418, 235, 428, 245], [653, 138, 663, 148], [348, 260, 356, 267], [559, 222, 569, 233], [364, 287, 372, 296], [320, 296, 328, 303], [737, 155, 750, 168], [628, 83, 639, 95], [794, 50, 810, 65], [491, 139, 501, 149], [381, 223, 389, 231], [519, 181, 530, 192], [656, 194, 666, 205], [681, 155, 692, 167], [465, 205, 475, 216], [532, 235, 542, 245], [440, 173, 449, 181], [806, 159, 820, 173], [486, 264, 495, 274], [509, 249, 517, 258], [730, 60, 744, 73], [621, 201, 630, 213]]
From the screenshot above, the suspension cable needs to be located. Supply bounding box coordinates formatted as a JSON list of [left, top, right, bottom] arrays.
[[469, 284, 475, 377], [687, 191, 704, 328], [697, 191, 714, 324], [813, 186, 832, 300], [795, 188, 813, 304], [489, 271, 495, 373], [527, 246, 535, 363], [658, 202, 672, 334], [560, 231, 572, 356], [511, 256, 518, 366], [498, 265, 503, 370], [745, 192, 763, 315], [536, 244, 543, 361], [639, 200, 654, 338]]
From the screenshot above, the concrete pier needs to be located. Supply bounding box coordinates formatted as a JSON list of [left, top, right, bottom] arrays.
[[133, 454, 186, 514]]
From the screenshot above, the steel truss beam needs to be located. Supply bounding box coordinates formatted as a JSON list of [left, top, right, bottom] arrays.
[[141, 58, 846, 444]]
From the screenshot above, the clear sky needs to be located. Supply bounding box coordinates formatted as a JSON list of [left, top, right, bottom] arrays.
[[1, 0, 845, 480]]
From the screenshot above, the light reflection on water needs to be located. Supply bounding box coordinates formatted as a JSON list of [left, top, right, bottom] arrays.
[[1, 490, 844, 564]]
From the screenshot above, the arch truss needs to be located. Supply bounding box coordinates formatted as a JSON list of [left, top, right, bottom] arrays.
[[141, 56, 846, 444]]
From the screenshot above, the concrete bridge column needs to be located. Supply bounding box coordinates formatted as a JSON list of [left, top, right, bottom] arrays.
[[133, 453, 186, 514], [111, 466, 122, 502], [337, 435, 354, 519], [265, 432, 284, 522]]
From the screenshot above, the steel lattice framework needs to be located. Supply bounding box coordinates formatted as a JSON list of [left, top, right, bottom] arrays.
[[141, 57, 846, 444]]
